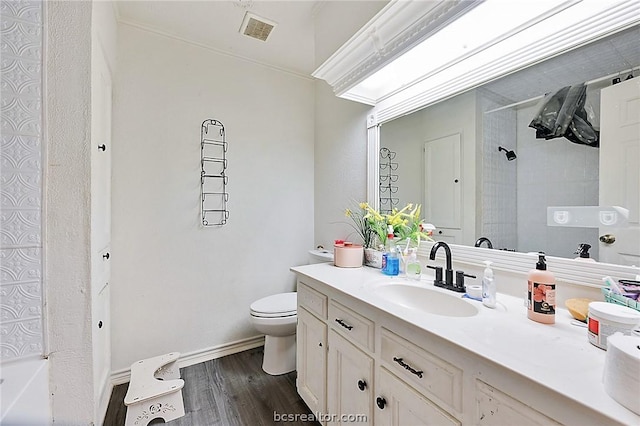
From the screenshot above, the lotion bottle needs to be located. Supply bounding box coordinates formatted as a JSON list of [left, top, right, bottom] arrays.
[[527, 253, 556, 324], [481, 260, 496, 308]]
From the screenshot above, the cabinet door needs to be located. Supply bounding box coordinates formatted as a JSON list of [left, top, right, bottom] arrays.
[[475, 380, 561, 426], [375, 367, 460, 426], [90, 39, 112, 258], [92, 282, 110, 411], [327, 330, 374, 425], [90, 40, 112, 421], [599, 77, 640, 265], [424, 133, 462, 241], [297, 307, 327, 414]]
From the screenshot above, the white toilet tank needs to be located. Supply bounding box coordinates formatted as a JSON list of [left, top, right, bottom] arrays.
[[308, 248, 334, 264]]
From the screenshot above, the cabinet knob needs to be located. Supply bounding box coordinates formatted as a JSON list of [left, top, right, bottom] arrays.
[[376, 396, 386, 410], [103, 252, 110, 260], [98, 321, 103, 329], [98, 144, 106, 151], [318, 342, 322, 347], [357, 379, 367, 391]]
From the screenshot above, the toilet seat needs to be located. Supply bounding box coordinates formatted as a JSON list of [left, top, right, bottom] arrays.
[[250, 292, 297, 318]]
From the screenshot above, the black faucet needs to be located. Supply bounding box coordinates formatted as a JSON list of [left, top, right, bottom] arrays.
[[428, 241, 475, 293], [474, 237, 493, 249]]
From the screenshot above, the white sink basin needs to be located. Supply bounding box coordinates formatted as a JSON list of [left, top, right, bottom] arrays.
[[372, 282, 479, 317]]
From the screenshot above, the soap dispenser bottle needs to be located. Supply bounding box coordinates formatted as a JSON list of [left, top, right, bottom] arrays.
[[481, 260, 496, 308], [382, 225, 399, 276], [405, 248, 421, 280], [527, 253, 556, 324], [574, 243, 596, 262]]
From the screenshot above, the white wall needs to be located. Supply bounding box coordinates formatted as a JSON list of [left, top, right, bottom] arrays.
[[313, 81, 371, 249], [380, 91, 478, 245], [110, 25, 314, 371], [45, 2, 95, 423], [43, 2, 118, 423], [380, 110, 425, 212], [311, 2, 383, 249]]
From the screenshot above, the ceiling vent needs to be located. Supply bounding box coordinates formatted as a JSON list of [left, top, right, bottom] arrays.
[[239, 12, 277, 42]]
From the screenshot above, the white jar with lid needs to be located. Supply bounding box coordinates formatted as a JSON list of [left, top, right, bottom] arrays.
[[587, 301, 640, 350], [603, 333, 640, 415]]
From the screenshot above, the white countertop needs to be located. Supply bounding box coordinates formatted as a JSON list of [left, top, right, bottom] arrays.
[[291, 262, 640, 425]]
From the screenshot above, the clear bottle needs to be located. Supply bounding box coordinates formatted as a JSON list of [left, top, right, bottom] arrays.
[[527, 253, 556, 324], [382, 225, 399, 276], [481, 260, 496, 308], [405, 248, 421, 280]]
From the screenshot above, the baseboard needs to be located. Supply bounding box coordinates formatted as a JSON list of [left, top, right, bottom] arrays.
[[110, 335, 265, 385]]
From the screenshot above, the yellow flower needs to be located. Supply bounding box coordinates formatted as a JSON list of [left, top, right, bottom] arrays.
[[344, 201, 433, 249], [364, 206, 383, 221]]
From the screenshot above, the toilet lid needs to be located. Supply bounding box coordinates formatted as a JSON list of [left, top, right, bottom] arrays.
[[250, 292, 297, 317]]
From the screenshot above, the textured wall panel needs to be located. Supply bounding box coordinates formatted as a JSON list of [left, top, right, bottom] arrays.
[[0, 0, 44, 361]]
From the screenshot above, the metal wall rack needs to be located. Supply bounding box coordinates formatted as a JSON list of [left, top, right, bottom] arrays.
[[379, 147, 399, 214], [201, 119, 229, 226]]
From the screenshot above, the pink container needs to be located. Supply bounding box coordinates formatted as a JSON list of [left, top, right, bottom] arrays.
[[334, 243, 364, 268]]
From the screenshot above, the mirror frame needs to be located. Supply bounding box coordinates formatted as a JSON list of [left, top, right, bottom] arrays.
[[348, 2, 640, 286]]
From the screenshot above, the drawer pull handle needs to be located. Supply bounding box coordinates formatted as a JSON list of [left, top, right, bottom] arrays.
[[393, 357, 423, 379], [376, 396, 386, 410], [357, 379, 367, 391], [335, 318, 353, 331]]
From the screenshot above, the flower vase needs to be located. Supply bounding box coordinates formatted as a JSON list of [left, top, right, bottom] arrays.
[[364, 247, 383, 269]]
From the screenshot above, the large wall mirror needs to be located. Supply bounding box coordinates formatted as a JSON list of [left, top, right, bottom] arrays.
[[376, 26, 639, 267]]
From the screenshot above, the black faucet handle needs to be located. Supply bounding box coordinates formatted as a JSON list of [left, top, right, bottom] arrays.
[[454, 270, 476, 292], [426, 265, 443, 285]]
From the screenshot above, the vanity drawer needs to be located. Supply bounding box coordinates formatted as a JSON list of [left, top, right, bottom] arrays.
[[297, 281, 327, 320], [328, 300, 374, 352], [381, 327, 462, 414]]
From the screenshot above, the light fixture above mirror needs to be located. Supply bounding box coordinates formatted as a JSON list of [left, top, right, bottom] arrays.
[[313, 0, 640, 124]]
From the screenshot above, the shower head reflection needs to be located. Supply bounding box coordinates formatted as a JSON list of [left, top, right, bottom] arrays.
[[498, 146, 517, 161]]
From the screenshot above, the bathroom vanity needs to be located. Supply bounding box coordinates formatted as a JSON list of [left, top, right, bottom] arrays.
[[292, 263, 639, 426]]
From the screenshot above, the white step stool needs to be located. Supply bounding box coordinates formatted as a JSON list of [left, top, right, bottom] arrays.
[[124, 352, 185, 426]]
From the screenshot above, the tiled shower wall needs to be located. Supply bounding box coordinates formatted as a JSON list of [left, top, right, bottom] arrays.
[[481, 92, 599, 259], [516, 102, 600, 259], [0, 0, 44, 361], [480, 91, 518, 251]]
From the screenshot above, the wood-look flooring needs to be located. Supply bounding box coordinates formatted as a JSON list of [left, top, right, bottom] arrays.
[[103, 347, 319, 426]]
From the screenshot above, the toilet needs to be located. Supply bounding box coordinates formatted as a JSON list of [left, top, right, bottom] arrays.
[[249, 249, 333, 375]]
